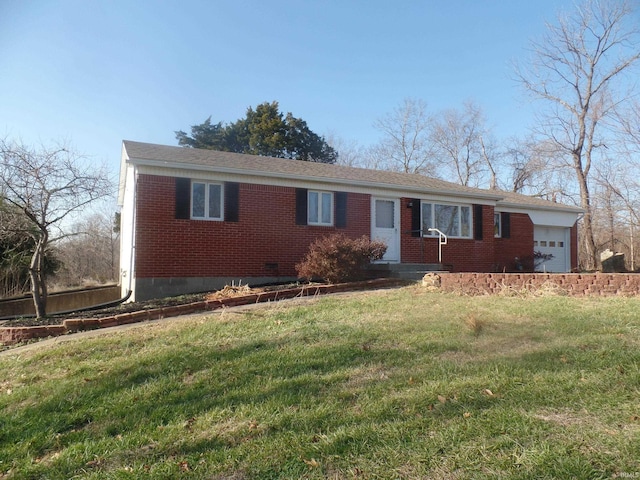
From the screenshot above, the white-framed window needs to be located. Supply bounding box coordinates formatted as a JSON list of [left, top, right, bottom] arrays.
[[191, 181, 223, 220], [421, 202, 472, 238], [494, 212, 502, 238], [308, 190, 333, 226]]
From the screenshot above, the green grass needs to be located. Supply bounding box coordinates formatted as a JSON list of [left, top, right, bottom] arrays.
[[1, 286, 639, 479]]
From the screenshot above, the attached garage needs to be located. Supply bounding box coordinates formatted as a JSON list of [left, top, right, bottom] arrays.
[[534, 225, 571, 272], [498, 192, 582, 274]]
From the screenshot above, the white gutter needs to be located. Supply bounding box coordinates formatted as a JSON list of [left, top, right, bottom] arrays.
[[497, 201, 584, 215], [125, 157, 506, 203]]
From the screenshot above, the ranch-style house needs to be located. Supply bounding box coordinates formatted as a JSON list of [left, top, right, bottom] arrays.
[[118, 140, 583, 301]]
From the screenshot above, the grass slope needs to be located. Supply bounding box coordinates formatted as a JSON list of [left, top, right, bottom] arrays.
[[1, 286, 639, 479]]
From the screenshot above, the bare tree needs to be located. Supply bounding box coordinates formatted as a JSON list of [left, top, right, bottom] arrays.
[[371, 98, 436, 174], [504, 136, 576, 202], [324, 132, 366, 168], [429, 100, 494, 187], [515, 0, 640, 270], [0, 139, 112, 318], [0, 201, 38, 297], [613, 98, 640, 269], [594, 161, 640, 269], [479, 136, 498, 190], [54, 211, 120, 287], [504, 136, 547, 194]]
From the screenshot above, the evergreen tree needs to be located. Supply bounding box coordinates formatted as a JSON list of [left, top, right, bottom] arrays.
[[175, 101, 337, 163]]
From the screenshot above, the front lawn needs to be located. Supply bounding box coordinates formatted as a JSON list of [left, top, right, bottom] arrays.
[[1, 286, 639, 479]]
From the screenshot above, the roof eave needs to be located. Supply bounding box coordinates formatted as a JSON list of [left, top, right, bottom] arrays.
[[126, 156, 505, 202], [497, 200, 584, 214]]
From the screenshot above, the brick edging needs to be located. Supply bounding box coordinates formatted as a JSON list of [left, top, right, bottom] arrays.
[[438, 272, 640, 296], [0, 279, 407, 347]]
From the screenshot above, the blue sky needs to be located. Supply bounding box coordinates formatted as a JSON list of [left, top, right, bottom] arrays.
[[1, 0, 578, 190]]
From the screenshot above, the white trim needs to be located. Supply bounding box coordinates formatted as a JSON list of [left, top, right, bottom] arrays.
[[528, 210, 579, 228], [125, 157, 505, 203], [371, 197, 401, 263], [130, 163, 502, 209], [119, 164, 137, 299], [498, 201, 582, 215]]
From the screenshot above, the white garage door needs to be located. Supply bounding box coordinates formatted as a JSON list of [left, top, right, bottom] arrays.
[[533, 226, 570, 272]]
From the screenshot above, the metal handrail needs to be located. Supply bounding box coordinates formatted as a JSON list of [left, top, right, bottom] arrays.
[[427, 228, 448, 263]]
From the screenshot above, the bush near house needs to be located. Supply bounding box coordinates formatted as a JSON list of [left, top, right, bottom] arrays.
[[296, 233, 387, 283]]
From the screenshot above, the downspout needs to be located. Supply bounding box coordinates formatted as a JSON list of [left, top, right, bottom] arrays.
[[575, 213, 585, 271], [128, 166, 138, 297], [126, 165, 138, 298]]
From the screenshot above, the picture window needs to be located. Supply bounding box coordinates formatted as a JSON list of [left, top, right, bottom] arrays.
[[421, 202, 472, 238]]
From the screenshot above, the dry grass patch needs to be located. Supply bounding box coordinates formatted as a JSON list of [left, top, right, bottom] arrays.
[[464, 314, 486, 336], [496, 280, 568, 297], [1, 287, 639, 479]]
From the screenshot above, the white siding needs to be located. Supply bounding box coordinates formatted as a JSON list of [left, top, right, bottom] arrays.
[[118, 164, 137, 299]]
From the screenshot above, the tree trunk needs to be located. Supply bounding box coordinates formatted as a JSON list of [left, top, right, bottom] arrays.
[[575, 166, 598, 270], [29, 235, 48, 318]]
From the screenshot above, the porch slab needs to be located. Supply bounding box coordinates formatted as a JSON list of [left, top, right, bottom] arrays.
[[367, 263, 453, 280]]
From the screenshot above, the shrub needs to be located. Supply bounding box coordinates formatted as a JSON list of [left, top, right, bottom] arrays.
[[296, 234, 387, 283]]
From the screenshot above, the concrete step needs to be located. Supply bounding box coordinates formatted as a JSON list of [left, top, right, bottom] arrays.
[[367, 263, 452, 281]]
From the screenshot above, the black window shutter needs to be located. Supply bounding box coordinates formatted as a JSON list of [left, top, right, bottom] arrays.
[[224, 182, 240, 222], [501, 212, 511, 238], [335, 192, 347, 228], [411, 199, 421, 237], [474, 204, 483, 240], [175, 178, 191, 219], [295, 188, 308, 225]]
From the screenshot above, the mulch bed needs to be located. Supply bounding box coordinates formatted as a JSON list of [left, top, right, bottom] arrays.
[[1, 284, 301, 328]]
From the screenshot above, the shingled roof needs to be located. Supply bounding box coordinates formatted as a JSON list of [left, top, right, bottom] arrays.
[[122, 140, 583, 213]]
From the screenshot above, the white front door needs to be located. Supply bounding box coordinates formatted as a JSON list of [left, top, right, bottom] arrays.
[[372, 197, 400, 263]]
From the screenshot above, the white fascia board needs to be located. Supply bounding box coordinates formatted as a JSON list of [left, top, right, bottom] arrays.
[[117, 144, 131, 206], [497, 201, 582, 225], [497, 201, 584, 215], [528, 210, 581, 227], [127, 157, 504, 204]]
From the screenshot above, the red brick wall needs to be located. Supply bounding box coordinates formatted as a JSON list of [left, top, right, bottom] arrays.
[[493, 213, 534, 272], [400, 199, 424, 263], [134, 175, 371, 278], [135, 176, 564, 278], [399, 203, 535, 272], [570, 223, 579, 270]]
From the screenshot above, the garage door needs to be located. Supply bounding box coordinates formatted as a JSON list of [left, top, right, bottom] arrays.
[[533, 226, 570, 272]]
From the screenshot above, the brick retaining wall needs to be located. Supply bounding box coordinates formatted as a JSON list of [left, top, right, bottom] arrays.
[[0, 279, 407, 347], [439, 273, 640, 296], [0, 285, 121, 317], [4, 275, 638, 348]]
